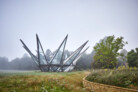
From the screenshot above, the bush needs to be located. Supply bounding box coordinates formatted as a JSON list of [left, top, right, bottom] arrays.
[[127, 48, 138, 67], [86, 68, 138, 90]]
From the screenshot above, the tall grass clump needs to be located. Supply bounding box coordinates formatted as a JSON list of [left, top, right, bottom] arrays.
[[86, 67, 138, 90]]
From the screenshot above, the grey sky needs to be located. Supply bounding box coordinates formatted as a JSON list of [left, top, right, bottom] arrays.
[[0, 0, 138, 61]]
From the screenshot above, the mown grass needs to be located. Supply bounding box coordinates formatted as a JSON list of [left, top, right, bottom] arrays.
[[0, 71, 90, 92], [86, 68, 138, 90]]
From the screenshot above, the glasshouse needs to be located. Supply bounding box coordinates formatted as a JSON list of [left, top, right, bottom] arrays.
[[20, 34, 88, 72]]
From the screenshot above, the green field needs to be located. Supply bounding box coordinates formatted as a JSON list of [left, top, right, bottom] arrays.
[[0, 70, 90, 92]]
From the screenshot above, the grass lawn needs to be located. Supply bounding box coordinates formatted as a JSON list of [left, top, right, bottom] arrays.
[[0, 70, 90, 92]]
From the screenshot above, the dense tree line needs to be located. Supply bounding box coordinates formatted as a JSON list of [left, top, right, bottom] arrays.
[[0, 54, 39, 70], [74, 51, 95, 70], [0, 50, 93, 70]]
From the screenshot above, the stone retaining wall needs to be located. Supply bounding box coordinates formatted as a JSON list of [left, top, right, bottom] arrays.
[[83, 77, 138, 92]]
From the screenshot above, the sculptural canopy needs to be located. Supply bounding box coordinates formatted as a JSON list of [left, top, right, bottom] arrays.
[[20, 34, 88, 72]]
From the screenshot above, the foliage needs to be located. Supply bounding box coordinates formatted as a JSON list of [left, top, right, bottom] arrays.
[[0, 51, 93, 70], [92, 35, 127, 69], [127, 48, 138, 67], [75, 53, 93, 70], [86, 68, 138, 90]]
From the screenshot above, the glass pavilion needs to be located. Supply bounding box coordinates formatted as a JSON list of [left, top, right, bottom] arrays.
[[20, 34, 89, 72]]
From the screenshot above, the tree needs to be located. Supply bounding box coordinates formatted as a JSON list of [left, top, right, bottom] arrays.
[[127, 48, 138, 67], [74, 53, 93, 70], [117, 49, 128, 67], [0, 57, 9, 69], [92, 35, 127, 69]]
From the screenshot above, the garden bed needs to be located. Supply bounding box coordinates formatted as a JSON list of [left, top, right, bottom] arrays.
[[85, 68, 138, 91]]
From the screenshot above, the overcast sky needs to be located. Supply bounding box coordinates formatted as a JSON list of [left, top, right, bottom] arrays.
[[0, 0, 138, 61]]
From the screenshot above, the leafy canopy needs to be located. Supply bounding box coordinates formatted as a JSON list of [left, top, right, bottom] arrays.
[[127, 48, 138, 67], [92, 35, 127, 69]]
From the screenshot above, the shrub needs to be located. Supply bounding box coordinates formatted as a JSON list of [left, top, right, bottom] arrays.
[[86, 68, 138, 90]]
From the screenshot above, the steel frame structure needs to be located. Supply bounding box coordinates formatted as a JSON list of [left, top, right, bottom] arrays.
[[20, 34, 89, 72]]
